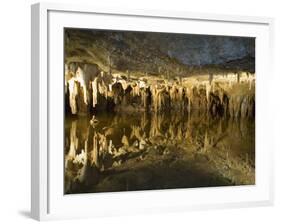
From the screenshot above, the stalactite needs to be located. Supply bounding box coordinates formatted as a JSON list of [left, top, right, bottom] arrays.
[[65, 64, 255, 118], [185, 86, 193, 113], [118, 79, 128, 92], [68, 78, 78, 114], [151, 85, 165, 112], [141, 88, 147, 107], [75, 67, 88, 105], [240, 96, 248, 118], [131, 83, 140, 97], [178, 86, 183, 102], [92, 77, 98, 108], [139, 80, 146, 88], [98, 80, 108, 99], [218, 89, 224, 105], [108, 140, 113, 155], [248, 75, 255, 90], [205, 82, 211, 104], [109, 83, 113, 92]]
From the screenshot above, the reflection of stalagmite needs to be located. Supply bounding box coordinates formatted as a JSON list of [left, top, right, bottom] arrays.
[[73, 150, 86, 164], [168, 124, 175, 139], [77, 140, 88, 182], [150, 113, 164, 137], [139, 139, 146, 150], [203, 131, 210, 152], [130, 125, 142, 140], [176, 124, 183, 141], [98, 133, 108, 154], [65, 120, 78, 167], [90, 115, 99, 127], [91, 132, 99, 168], [140, 112, 148, 130], [121, 135, 129, 146]]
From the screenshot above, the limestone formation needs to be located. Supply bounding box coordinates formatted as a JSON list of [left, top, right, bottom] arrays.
[[65, 63, 255, 119]]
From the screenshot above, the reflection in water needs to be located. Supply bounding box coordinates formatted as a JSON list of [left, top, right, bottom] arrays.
[[64, 112, 255, 194]]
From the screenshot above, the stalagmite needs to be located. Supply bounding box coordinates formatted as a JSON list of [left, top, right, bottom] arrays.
[[92, 77, 98, 108]]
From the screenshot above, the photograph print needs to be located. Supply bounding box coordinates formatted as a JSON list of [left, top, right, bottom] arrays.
[[64, 28, 255, 194]]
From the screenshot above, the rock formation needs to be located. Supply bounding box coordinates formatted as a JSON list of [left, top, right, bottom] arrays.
[[65, 63, 255, 118]]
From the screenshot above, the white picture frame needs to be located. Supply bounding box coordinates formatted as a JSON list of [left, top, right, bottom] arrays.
[[31, 2, 274, 221]]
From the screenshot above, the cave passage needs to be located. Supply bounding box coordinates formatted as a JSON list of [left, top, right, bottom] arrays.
[[64, 28, 255, 194]]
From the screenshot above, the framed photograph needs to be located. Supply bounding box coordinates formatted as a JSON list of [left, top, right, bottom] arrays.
[[31, 2, 274, 221]]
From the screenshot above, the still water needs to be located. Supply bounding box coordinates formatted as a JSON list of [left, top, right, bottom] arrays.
[[64, 112, 255, 194]]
